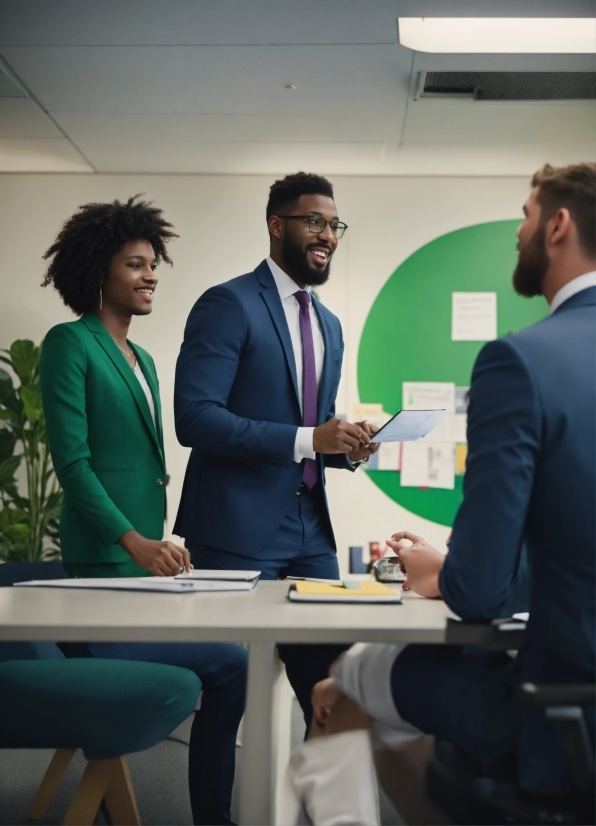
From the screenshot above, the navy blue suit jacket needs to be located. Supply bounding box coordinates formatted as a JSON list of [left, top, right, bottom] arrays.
[[440, 286, 595, 788], [174, 260, 352, 555]]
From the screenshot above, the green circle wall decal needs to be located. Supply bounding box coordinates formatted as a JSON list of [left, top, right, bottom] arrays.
[[357, 220, 546, 527]]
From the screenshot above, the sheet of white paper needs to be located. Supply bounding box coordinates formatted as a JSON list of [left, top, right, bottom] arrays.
[[371, 409, 448, 443], [15, 578, 257, 593], [400, 441, 455, 489], [376, 440, 402, 470], [176, 570, 260, 581], [403, 382, 455, 415], [452, 292, 497, 341], [446, 414, 468, 443]]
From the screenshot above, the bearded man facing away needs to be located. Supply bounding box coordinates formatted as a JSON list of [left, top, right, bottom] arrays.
[[282, 163, 596, 825]]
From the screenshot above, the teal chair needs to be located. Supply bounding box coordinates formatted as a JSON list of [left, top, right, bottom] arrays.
[[0, 645, 201, 824]]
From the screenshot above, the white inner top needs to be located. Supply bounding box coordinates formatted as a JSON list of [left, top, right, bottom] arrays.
[[132, 362, 156, 429]]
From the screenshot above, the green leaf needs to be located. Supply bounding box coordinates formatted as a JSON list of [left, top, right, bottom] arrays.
[[0, 366, 11, 380], [44, 489, 63, 510], [0, 430, 16, 464], [9, 340, 38, 385], [0, 455, 21, 487], [20, 386, 43, 424], [0, 408, 19, 422], [0, 377, 21, 416], [0, 522, 31, 542], [3, 484, 28, 508]]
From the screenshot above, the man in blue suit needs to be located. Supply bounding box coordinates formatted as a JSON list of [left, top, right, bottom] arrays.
[[174, 172, 378, 721], [300, 162, 595, 811]]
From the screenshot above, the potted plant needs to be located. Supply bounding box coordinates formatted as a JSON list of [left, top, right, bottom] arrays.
[[0, 340, 65, 582]]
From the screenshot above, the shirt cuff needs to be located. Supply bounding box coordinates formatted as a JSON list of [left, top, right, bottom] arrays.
[[294, 427, 316, 463]]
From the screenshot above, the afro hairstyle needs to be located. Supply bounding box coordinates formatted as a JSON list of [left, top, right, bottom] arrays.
[[42, 194, 178, 315]]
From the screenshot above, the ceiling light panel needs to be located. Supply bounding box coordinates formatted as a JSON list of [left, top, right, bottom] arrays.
[[398, 18, 596, 53]]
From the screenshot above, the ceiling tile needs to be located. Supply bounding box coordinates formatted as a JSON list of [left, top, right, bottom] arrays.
[[0, 0, 592, 47], [68, 138, 385, 174], [0, 136, 93, 170], [0, 98, 60, 137], [0, 45, 411, 117], [52, 111, 397, 145]]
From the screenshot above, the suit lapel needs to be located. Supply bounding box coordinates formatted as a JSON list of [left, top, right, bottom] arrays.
[[255, 261, 300, 408], [312, 298, 334, 423], [81, 314, 163, 460]]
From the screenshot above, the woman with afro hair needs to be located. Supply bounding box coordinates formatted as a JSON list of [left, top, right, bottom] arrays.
[[40, 195, 247, 825]]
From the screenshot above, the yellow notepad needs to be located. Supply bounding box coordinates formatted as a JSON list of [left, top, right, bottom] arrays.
[[289, 580, 402, 604]]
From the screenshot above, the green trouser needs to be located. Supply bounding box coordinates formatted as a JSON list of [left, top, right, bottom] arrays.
[[65, 559, 153, 578]]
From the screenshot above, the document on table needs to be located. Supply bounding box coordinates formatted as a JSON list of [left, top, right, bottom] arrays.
[[15, 576, 259, 593], [176, 570, 261, 582], [288, 581, 402, 604], [371, 409, 448, 443]]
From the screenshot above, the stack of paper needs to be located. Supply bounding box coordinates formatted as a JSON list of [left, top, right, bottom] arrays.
[[288, 581, 401, 604]]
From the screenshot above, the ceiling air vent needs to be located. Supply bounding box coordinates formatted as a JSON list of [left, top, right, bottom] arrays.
[[415, 71, 596, 101]]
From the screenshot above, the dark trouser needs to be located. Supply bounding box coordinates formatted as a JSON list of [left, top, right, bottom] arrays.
[[189, 485, 348, 729], [65, 561, 247, 826], [391, 643, 595, 794]]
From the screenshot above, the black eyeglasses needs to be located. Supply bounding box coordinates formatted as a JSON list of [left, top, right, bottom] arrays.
[[278, 214, 348, 239]]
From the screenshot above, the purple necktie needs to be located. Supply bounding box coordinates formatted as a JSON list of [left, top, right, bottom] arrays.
[[294, 290, 318, 489]]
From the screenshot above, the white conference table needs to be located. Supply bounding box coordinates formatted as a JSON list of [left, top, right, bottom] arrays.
[[0, 580, 456, 825]]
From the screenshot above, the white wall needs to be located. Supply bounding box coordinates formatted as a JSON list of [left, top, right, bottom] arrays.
[[0, 173, 531, 571]]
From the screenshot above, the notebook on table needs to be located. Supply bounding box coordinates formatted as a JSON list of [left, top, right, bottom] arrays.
[[288, 580, 402, 604]]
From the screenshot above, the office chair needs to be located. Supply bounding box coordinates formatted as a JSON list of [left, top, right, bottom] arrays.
[[426, 620, 595, 825], [0, 562, 202, 825]]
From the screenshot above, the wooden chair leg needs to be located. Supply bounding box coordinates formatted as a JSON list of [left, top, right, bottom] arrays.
[[103, 756, 141, 825], [28, 748, 77, 819], [62, 757, 118, 826]]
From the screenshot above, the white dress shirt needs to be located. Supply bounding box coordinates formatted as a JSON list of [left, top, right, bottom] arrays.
[[549, 270, 596, 314], [267, 256, 324, 463]]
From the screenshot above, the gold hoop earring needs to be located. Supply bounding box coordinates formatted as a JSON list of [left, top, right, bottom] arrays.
[[99, 284, 103, 311]]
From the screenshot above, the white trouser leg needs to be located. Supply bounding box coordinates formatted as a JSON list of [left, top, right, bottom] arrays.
[[333, 644, 422, 750], [278, 730, 380, 826]]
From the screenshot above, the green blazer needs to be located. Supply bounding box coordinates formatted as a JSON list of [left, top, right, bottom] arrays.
[[40, 313, 166, 564]]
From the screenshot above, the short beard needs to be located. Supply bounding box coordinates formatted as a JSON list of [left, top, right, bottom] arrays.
[[281, 234, 331, 286], [513, 224, 549, 298]]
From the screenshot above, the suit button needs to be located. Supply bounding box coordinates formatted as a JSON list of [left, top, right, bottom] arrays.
[[156, 478, 164, 486]]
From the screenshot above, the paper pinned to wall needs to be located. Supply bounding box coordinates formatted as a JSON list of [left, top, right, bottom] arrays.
[[446, 414, 468, 443], [455, 444, 468, 476], [352, 403, 384, 424], [377, 441, 402, 471], [403, 382, 455, 415], [452, 292, 497, 341], [455, 386, 470, 414], [400, 441, 455, 490]]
